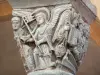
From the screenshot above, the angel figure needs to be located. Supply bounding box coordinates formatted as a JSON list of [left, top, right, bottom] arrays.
[[22, 4, 73, 70]]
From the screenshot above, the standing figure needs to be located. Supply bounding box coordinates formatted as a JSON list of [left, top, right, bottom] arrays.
[[11, 16, 35, 71], [31, 8, 54, 70], [21, 5, 72, 70], [32, 5, 72, 70]]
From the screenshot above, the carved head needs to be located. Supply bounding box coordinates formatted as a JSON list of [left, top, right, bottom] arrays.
[[11, 16, 21, 30], [32, 7, 50, 25], [35, 12, 46, 25]]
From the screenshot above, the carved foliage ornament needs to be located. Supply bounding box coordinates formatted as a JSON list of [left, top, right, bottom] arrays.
[[11, 3, 89, 75]]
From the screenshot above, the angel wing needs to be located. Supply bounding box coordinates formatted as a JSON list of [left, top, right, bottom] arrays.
[[44, 4, 72, 42], [52, 7, 73, 43], [48, 4, 72, 29]]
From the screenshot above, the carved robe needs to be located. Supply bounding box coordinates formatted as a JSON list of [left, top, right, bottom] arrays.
[[33, 24, 52, 70]]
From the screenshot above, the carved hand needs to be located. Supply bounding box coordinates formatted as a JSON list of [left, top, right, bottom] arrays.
[[20, 35, 31, 42]]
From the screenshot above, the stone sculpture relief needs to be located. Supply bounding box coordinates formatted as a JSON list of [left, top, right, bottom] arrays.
[[11, 3, 90, 75]]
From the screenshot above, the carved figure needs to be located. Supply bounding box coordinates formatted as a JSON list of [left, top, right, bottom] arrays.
[[21, 5, 73, 70], [11, 3, 90, 75], [31, 8, 53, 70], [12, 16, 35, 71]]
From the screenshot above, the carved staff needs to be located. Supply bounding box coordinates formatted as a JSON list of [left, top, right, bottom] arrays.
[[22, 16, 44, 54], [22, 16, 48, 67]]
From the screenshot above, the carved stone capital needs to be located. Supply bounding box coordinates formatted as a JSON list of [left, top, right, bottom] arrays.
[[10, 2, 89, 75]]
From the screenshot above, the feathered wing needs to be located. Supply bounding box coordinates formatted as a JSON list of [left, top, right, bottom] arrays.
[[52, 7, 72, 43], [48, 4, 72, 28], [45, 4, 72, 43]]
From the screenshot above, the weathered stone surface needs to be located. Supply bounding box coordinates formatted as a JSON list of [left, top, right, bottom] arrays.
[[8, 0, 70, 8], [10, 1, 90, 75], [28, 70, 73, 75], [8, 0, 96, 24]]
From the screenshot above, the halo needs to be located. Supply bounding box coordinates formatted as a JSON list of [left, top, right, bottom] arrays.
[[31, 7, 50, 21]]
